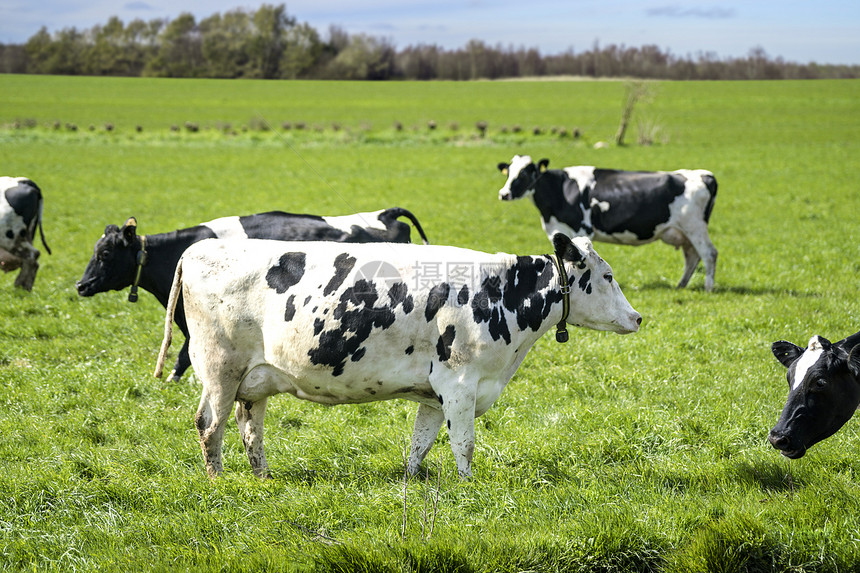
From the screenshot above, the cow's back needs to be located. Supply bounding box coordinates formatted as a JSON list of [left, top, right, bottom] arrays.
[[179, 239, 535, 405]]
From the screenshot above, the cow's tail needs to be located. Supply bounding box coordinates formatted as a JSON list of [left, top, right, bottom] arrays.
[[384, 207, 430, 245], [154, 258, 183, 379], [24, 180, 51, 255], [701, 173, 718, 223]]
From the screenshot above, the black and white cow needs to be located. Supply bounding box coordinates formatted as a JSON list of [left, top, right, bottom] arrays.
[[769, 331, 860, 459], [0, 177, 51, 291], [497, 155, 718, 291], [154, 234, 641, 478], [77, 208, 429, 381]]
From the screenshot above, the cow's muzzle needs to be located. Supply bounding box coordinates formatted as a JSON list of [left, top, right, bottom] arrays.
[[498, 190, 512, 201], [768, 429, 806, 459]]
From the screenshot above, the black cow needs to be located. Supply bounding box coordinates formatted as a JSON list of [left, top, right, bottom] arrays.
[[0, 177, 51, 291], [769, 331, 860, 458], [497, 155, 718, 291], [76, 208, 429, 381]]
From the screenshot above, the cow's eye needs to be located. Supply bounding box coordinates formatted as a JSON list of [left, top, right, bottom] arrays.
[[604, 273, 613, 283], [814, 379, 827, 390]]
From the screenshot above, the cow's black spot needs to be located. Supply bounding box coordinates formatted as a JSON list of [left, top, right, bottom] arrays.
[[504, 256, 562, 332], [457, 284, 470, 306], [5, 230, 12, 239], [447, 420, 451, 430], [266, 252, 306, 294], [313, 318, 325, 335], [471, 275, 510, 343], [304, 295, 312, 306], [436, 325, 456, 362], [578, 269, 592, 293], [244, 401, 252, 411], [437, 394, 444, 405], [405, 345, 414, 355], [425, 283, 450, 321], [308, 279, 396, 376], [388, 281, 414, 314], [351, 347, 366, 362], [324, 253, 356, 296], [284, 294, 297, 322]]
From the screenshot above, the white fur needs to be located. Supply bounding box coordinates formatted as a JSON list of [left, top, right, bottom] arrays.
[[201, 216, 247, 239], [322, 210, 386, 234], [793, 336, 826, 391]]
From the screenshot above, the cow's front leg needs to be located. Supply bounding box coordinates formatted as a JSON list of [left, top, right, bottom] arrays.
[[235, 398, 269, 479], [406, 403, 445, 476], [440, 385, 477, 479], [194, 386, 237, 477]]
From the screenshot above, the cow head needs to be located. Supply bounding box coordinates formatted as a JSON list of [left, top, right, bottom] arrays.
[[553, 233, 641, 334], [769, 335, 860, 458], [497, 155, 549, 200], [76, 217, 140, 297]]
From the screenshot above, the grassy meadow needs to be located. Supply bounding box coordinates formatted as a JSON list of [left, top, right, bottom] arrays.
[[1, 75, 860, 571]]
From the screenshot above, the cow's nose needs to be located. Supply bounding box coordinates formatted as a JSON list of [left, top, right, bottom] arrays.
[[768, 430, 790, 450], [636, 315, 643, 326], [499, 191, 511, 201]]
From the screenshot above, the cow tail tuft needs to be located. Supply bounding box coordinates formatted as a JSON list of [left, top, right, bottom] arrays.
[[154, 258, 183, 378]]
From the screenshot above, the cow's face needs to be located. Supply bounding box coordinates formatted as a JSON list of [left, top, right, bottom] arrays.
[[498, 155, 548, 200], [553, 233, 641, 334], [76, 218, 139, 296], [769, 336, 860, 458]]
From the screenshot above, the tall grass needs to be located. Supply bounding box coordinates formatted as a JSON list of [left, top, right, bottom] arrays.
[[1, 76, 859, 571]]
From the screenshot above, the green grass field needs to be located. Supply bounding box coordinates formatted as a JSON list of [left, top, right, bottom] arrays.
[[1, 75, 860, 572]]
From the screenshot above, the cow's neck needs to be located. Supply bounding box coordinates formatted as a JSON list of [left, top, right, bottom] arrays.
[[531, 170, 585, 229], [133, 228, 203, 306]]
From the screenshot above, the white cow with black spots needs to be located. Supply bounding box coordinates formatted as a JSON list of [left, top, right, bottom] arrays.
[[155, 234, 641, 479], [497, 155, 719, 291], [0, 177, 51, 291]]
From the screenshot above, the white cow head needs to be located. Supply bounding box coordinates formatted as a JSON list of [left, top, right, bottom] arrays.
[[497, 155, 550, 201], [553, 233, 641, 334]]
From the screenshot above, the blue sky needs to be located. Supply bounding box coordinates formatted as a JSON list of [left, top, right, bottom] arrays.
[[2, 0, 858, 65]]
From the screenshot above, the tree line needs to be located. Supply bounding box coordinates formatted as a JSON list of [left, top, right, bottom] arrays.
[[1, 4, 857, 81]]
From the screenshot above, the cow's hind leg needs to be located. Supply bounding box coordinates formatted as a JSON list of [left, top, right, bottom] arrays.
[[195, 382, 239, 477], [235, 398, 269, 479], [170, 338, 193, 382], [406, 403, 445, 477], [684, 227, 718, 292], [676, 240, 700, 289], [13, 252, 39, 291]]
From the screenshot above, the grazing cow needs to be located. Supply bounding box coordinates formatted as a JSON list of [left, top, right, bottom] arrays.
[[154, 234, 641, 478], [497, 155, 718, 291], [769, 331, 860, 458], [0, 177, 51, 291], [77, 208, 429, 381]]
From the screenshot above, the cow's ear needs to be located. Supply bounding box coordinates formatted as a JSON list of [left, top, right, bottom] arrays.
[[552, 233, 584, 264], [121, 217, 138, 244], [848, 344, 860, 379], [538, 158, 550, 172], [772, 340, 803, 368], [104, 224, 119, 235], [497, 162, 509, 175]]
